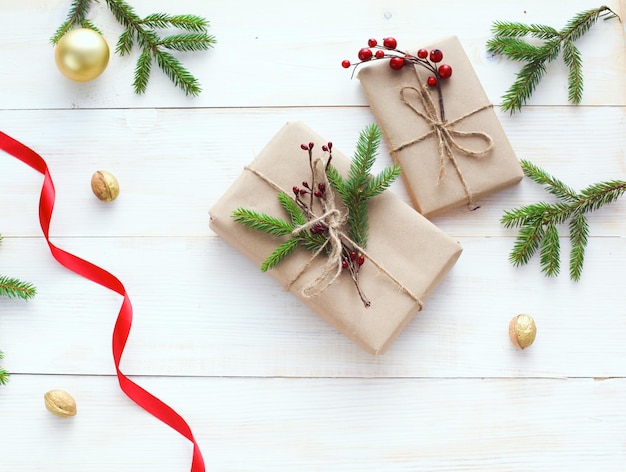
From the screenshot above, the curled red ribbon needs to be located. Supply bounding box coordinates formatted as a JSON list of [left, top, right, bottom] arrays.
[[0, 131, 204, 472]]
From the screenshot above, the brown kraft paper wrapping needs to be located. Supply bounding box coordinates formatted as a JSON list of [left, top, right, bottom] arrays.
[[209, 122, 462, 354], [357, 36, 523, 217]]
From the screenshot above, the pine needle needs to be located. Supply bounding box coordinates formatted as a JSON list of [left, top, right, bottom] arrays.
[[231, 124, 400, 305], [487, 5, 619, 113], [502, 160, 626, 280], [52, 0, 216, 95]]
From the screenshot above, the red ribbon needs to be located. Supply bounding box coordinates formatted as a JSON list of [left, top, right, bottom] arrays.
[[0, 131, 205, 472]]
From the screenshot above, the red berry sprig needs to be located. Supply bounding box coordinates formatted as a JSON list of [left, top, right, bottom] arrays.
[[342, 37, 453, 120], [341, 37, 452, 89]]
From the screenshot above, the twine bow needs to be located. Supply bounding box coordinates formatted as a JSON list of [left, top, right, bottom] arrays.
[[391, 70, 494, 210], [244, 159, 423, 309]]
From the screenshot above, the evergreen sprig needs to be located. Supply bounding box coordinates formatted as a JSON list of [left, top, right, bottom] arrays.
[[327, 124, 401, 247], [0, 235, 36, 300], [487, 5, 619, 113], [232, 125, 400, 306], [502, 160, 626, 280], [0, 350, 8, 386], [52, 0, 216, 95], [0, 235, 37, 386]]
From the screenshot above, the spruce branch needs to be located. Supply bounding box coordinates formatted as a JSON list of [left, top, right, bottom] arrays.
[[502, 160, 626, 280], [487, 5, 620, 113], [331, 124, 401, 248], [0, 235, 37, 300], [52, 0, 216, 95], [0, 234, 37, 386], [0, 350, 9, 386], [232, 125, 400, 307]]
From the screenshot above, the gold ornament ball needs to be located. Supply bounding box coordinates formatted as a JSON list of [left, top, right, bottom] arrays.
[[91, 170, 120, 202], [55, 28, 110, 82], [509, 314, 537, 350]]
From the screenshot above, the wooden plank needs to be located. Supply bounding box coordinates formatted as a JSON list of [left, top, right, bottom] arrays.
[[1, 107, 624, 238], [0, 0, 624, 109], [1, 236, 624, 378], [0, 375, 624, 471]]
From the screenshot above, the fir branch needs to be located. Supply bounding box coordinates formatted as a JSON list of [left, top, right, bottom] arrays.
[[331, 123, 400, 248], [502, 160, 626, 280], [260, 238, 299, 272], [231, 125, 399, 307], [232, 208, 294, 237], [278, 192, 306, 226], [140, 14, 209, 33], [0, 276, 37, 300], [0, 350, 8, 386], [50, 0, 92, 44], [53, 0, 216, 95], [487, 5, 620, 113], [0, 235, 37, 300]]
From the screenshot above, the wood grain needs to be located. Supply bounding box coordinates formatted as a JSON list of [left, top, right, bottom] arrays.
[[0, 0, 625, 470]]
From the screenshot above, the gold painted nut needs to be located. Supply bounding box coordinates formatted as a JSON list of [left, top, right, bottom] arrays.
[[91, 170, 120, 202], [509, 314, 537, 350], [44, 389, 77, 417]]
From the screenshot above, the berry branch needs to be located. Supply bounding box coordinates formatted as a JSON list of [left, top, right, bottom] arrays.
[[52, 0, 216, 95], [501, 160, 626, 280], [486, 5, 620, 113], [232, 124, 401, 307], [0, 234, 37, 386], [342, 37, 452, 121]]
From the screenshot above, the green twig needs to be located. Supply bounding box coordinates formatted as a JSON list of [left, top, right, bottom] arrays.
[[487, 5, 620, 113], [502, 160, 626, 280], [52, 0, 216, 95]]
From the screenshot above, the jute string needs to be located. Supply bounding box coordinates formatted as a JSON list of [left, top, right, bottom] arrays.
[[390, 67, 494, 210], [244, 161, 424, 309]]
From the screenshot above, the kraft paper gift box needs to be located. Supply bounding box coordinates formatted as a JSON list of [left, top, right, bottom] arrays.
[[209, 122, 462, 354], [357, 36, 523, 217]]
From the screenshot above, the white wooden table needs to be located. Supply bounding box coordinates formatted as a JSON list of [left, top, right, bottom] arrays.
[[1, 1, 625, 470]]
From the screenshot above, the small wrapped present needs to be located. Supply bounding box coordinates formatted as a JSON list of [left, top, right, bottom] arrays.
[[357, 36, 523, 217], [209, 122, 462, 354]]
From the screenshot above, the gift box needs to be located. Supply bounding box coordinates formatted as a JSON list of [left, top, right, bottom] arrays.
[[209, 122, 462, 354], [357, 36, 523, 217]]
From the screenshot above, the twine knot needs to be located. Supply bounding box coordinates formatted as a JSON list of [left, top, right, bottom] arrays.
[[391, 68, 495, 210]]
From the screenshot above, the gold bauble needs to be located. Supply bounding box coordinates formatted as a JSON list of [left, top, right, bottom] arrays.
[[91, 170, 120, 202], [509, 314, 537, 350], [55, 28, 110, 82]]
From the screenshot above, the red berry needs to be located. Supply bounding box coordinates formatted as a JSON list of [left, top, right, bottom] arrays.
[[430, 49, 443, 63], [357, 255, 365, 266], [318, 183, 326, 192], [308, 142, 314, 149], [375, 50, 385, 59], [314, 191, 322, 198], [302, 181, 310, 189], [368, 38, 377, 47], [417, 48, 428, 59], [327, 142, 332, 150], [349, 251, 357, 261], [427, 76, 438, 87], [438, 64, 452, 79], [389, 56, 405, 70], [299, 189, 307, 195], [293, 186, 300, 195], [383, 37, 397, 49], [322, 145, 328, 152], [342, 259, 349, 269], [300, 144, 308, 150], [341, 59, 351, 68], [358, 48, 373, 61]]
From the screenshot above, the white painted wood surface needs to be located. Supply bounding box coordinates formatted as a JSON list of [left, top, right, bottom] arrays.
[[1, 0, 625, 470]]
